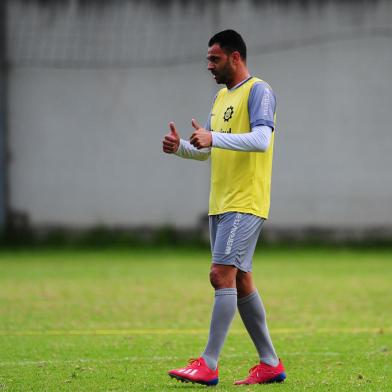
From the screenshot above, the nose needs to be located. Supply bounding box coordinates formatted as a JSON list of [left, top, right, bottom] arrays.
[[207, 61, 215, 71]]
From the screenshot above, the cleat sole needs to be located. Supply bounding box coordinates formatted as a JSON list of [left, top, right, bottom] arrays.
[[264, 372, 286, 384], [169, 373, 218, 386]]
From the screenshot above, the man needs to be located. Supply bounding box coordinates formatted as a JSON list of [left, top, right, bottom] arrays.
[[162, 29, 286, 386]]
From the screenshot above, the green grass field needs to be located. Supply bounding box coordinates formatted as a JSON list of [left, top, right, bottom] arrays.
[[0, 247, 391, 391]]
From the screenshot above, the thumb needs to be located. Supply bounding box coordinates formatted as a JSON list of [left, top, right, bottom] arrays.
[[191, 118, 202, 130], [169, 122, 178, 137]]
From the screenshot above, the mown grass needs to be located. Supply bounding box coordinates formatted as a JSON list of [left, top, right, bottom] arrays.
[[0, 247, 391, 391]]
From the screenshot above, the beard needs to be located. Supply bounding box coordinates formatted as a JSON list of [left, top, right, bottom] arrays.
[[212, 62, 234, 85]]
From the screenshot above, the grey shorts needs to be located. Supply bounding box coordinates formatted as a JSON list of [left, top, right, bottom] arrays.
[[209, 212, 265, 272]]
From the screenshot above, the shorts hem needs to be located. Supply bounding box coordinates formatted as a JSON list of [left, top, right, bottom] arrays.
[[212, 259, 252, 273]]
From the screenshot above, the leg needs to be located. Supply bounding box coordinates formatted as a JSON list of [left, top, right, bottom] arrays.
[[201, 264, 238, 370], [167, 263, 236, 386], [236, 270, 279, 366], [168, 215, 239, 385]]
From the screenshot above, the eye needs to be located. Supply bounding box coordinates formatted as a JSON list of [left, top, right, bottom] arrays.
[[208, 57, 219, 64]]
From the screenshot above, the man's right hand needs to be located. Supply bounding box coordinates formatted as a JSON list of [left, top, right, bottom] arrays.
[[162, 122, 180, 154]]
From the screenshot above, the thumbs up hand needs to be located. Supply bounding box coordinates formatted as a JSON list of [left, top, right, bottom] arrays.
[[162, 122, 180, 154], [190, 119, 212, 149]]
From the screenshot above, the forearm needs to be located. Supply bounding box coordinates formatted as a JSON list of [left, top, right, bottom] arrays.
[[175, 139, 211, 160], [211, 125, 272, 152]]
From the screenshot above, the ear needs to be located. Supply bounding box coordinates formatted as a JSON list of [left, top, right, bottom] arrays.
[[231, 51, 241, 65]]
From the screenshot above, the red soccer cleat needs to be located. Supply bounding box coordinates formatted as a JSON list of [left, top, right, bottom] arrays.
[[234, 359, 286, 385], [168, 357, 219, 386]]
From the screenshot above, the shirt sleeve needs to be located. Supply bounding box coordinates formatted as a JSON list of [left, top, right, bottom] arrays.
[[211, 125, 272, 152], [175, 139, 211, 160], [248, 82, 276, 130]]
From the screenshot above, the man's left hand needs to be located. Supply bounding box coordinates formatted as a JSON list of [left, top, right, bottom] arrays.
[[190, 119, 212, 149]]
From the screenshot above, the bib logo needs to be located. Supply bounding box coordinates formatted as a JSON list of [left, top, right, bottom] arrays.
[[223, 106, 234, 122], [211, 128, 232, 133]]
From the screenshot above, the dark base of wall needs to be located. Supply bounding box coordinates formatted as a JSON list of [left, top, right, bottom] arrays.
[[1, 222, 392, 249]]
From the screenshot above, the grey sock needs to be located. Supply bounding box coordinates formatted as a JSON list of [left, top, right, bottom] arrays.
[[202, 288, 237, 370], [238, 290, 279, 366]]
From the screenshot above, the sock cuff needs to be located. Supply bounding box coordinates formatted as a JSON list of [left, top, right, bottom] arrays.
[[215, 288, 237, 297], [237, 290, 259, 305]]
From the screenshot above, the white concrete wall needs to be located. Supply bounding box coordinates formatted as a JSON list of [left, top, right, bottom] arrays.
[[7, 0, 392, 228]]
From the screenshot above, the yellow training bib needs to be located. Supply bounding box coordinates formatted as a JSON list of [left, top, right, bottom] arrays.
[[209, 77, 275, 219]]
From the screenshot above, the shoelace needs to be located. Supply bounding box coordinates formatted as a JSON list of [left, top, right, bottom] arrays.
[[187, 358, 202, 368], [248, 365, 259, 375], [247, 364, 276, 380]]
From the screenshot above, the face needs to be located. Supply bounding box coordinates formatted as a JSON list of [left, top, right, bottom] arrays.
[[207, 43, 235, 85]]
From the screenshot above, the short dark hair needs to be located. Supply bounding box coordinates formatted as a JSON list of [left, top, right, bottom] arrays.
[[208, 29, 247, 61]]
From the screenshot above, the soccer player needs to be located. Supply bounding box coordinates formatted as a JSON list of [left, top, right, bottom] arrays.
[[162, 29, 286, 386]]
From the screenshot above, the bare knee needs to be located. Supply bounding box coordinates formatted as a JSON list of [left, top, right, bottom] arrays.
[[209, 264, 237, 289], [236, 271, 256, 298]]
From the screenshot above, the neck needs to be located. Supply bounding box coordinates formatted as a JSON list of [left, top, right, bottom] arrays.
[[226, 67, 250, 89]]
